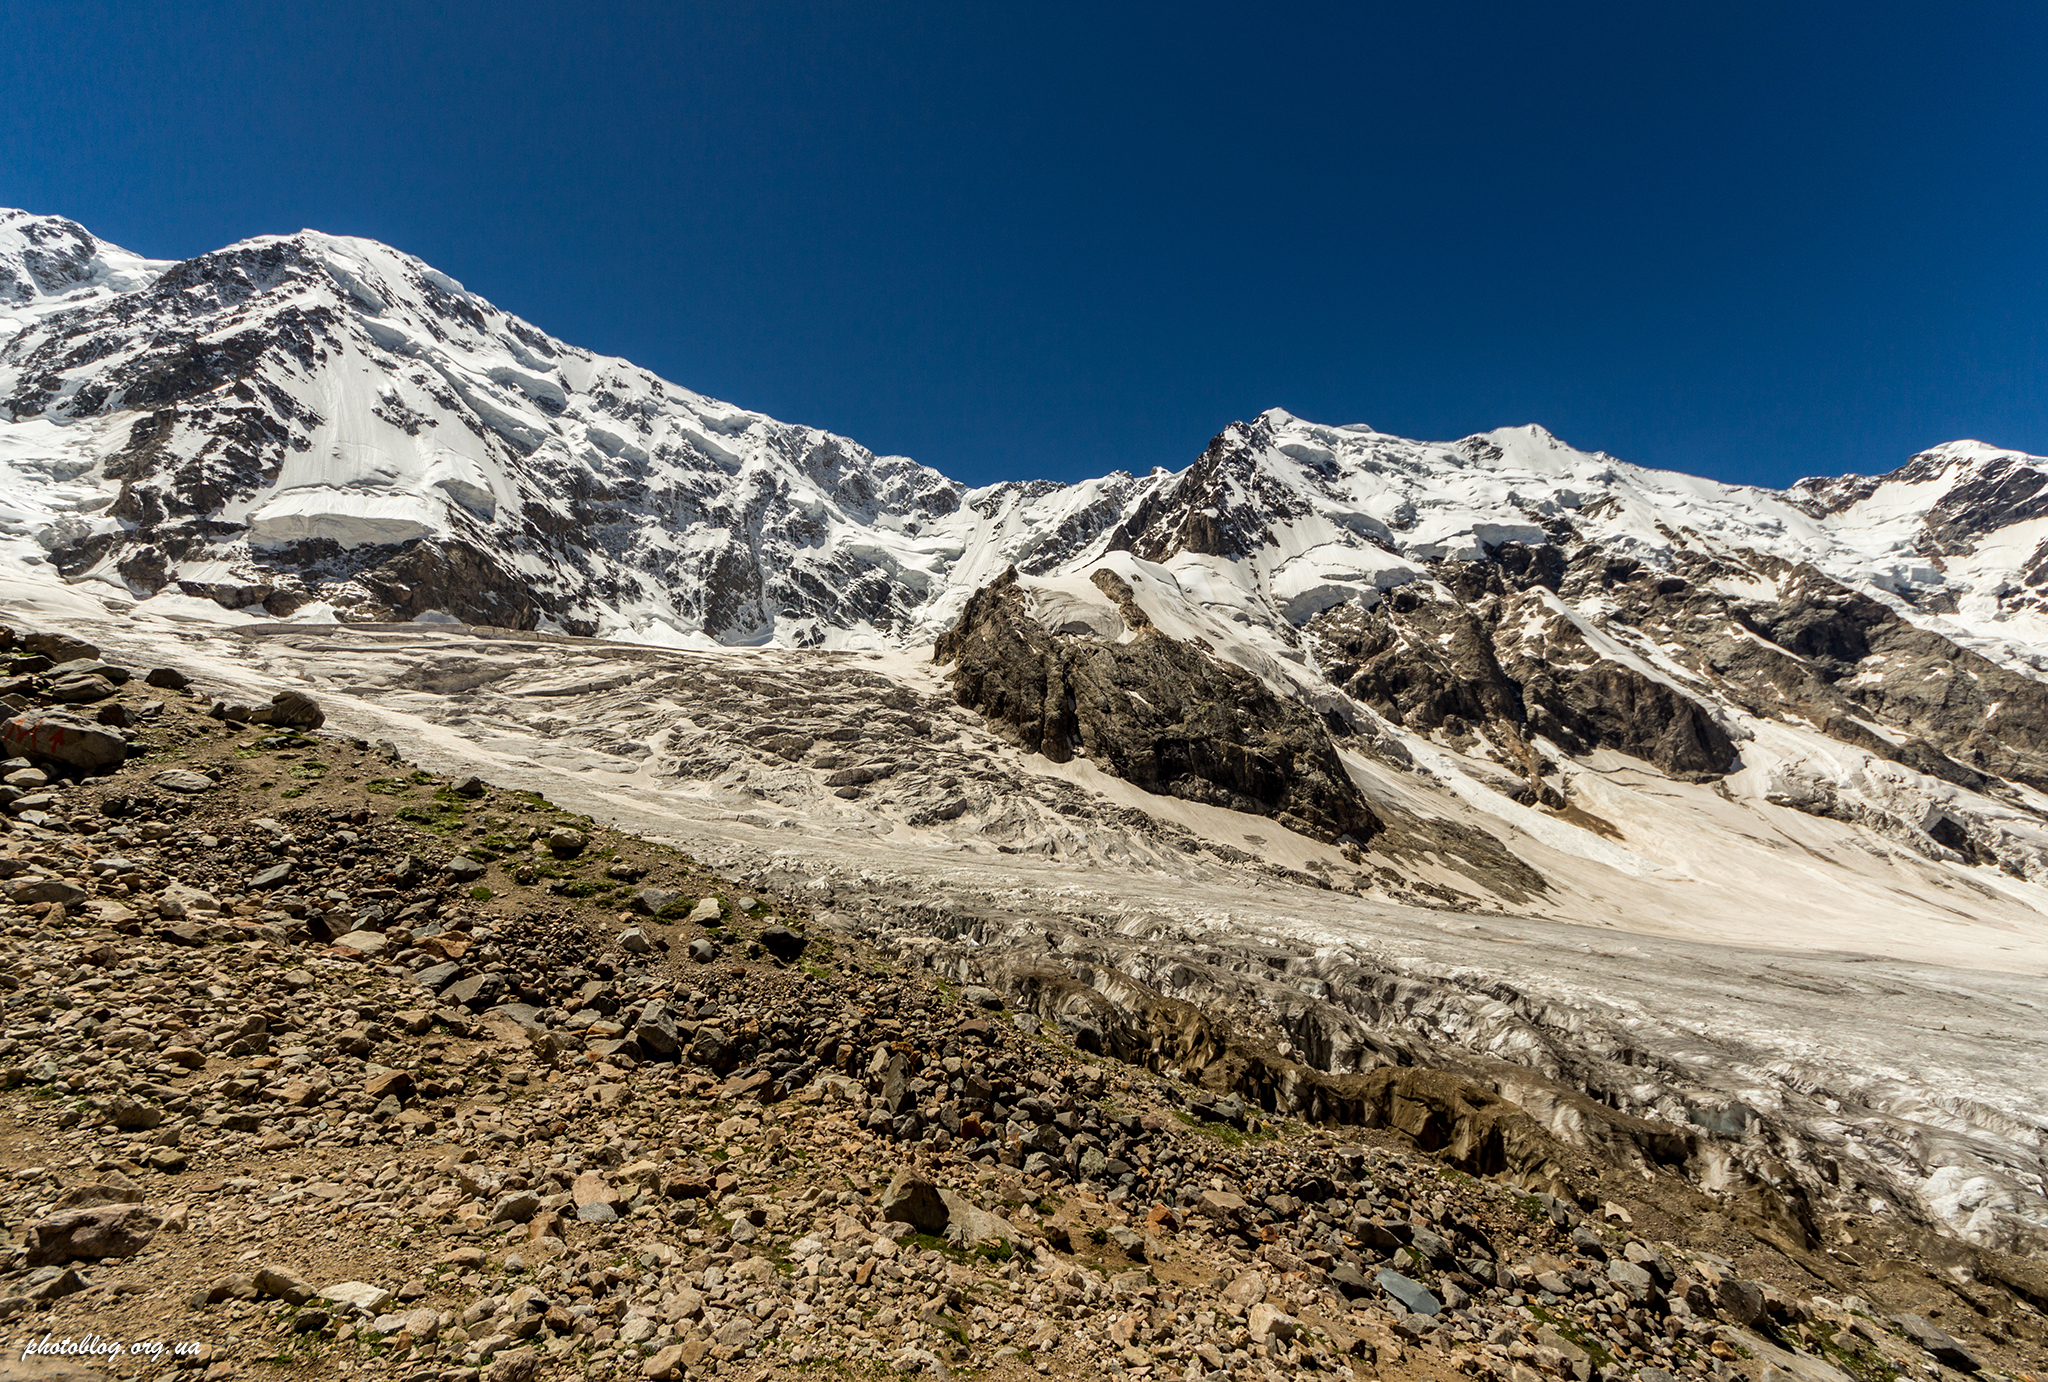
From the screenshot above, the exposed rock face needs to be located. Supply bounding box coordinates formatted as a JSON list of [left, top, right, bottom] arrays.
[[936, 568, 1381, 844]]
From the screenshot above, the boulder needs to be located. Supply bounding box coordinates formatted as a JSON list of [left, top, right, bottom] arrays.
[[1376, 1267, 1442, 1316], [45, 674, 117, 704], [25, 1203, 163, 1265], [758, 925, 808, 960], [2, 710, 125, 771], [880, 1171, 949, 1235], [254, 689, 325, 728], [254, 1263, 315, 1304], [1893, 1314, 1982, 1373], [152, 769, 216, 793], [143, 667, 190, 689]]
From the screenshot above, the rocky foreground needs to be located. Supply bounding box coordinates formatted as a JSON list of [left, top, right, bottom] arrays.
[[0, 631, 2041, 1382]]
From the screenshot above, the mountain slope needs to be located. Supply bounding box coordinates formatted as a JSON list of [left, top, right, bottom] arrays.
[[1, 209, 2046, 1257]]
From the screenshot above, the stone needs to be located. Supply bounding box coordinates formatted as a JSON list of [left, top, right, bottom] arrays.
[[51, 1184, 141, 1211], [5, 877, 86, 906], [688, 937, 719, 964], [486, 1353, 541, 1382], [634, 999, 680, 1056], [363, 1069, 414, 1103], [332, 930, 389, 958], [962, 985, 1005, 1009], [758, 925, 807, 959], [24, 1203, 161, 1265], [880, 1171, 949, 1234], [686, 896, 722, 925], [938, 1188, 1016, 1250], [414, 961, 463, 992], [159, 880, 222, 916], [619, 926, 654, 954], [2, 710, 126, 770], [1376, 1267, 1441, 1316], [152, 769, 217, 793], [249, 862, 294, 889], [1893, 1314, 1981, 1372], [1714, 1276, 1768, 1329], [644, 1342, 690, 1379], [253, 1263, 315, 1305], [492, 1191, 541, 1223], [45, 674, 117, 704], [21, 632, 98, 662], [1247, 1302, 1299, 1346], [1607, 1256, 1658, 1305], [144, 667, 190, 689], [452, 775, 488, 797], [104, 1095, 163, 1130], [445, 856, 486, 882], [48, 658, 131, 686], [546, 826, 587, 857], [319, 1281, 394, 1315], [255, 689, 325, 728], [445, 971, 508, 1009], [631, 887, 678, 916]]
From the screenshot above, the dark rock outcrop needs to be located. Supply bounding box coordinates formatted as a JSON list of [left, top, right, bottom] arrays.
[[936, 568, 1380, 844]]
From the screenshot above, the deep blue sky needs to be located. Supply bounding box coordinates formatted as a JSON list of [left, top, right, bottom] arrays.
[[7, 2, 2046, 488]]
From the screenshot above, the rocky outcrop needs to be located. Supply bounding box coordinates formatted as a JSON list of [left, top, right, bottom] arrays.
[[936, 568, 1381, 844]]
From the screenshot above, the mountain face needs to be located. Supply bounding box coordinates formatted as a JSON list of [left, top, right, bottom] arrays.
[[6, 210, 2048, 1256], [12, 209, 2048, 888], [11, 208, 2048, 887]]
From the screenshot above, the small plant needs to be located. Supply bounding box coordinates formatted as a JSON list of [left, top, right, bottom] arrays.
[[469, 885, 493, 901]]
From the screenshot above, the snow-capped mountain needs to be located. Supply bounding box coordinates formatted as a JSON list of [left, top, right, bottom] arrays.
[[10, 207, 2048, 895]]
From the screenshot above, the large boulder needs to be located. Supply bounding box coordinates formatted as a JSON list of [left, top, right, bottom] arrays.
[[24, 1203, 162, 1265], [253, 689, 324, 729], [879, 1172, 948, 1235], [2, 710, 125, 771]]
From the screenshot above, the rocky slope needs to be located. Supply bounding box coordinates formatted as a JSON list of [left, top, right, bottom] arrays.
[[0, 633, 2043, 1382]]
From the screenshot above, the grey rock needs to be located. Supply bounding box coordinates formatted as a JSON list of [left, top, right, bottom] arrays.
[[634, 999, 679, 1056], [143, 667, 190, 689], [153, 768, 216, 793], [1893, 1314, 1981, 1373], [47, 658, 131, 686], [414, 961, 463, 991], [254, 1263, 315, 1304], [631, 887, 679, 916], [1375, 1268, 1441, 1316], [250, 862, 294, 889], [445, 856, 486, 882], [880, 1171, 949, 1234], [1607, 1257, 1658, 1305], [3, 710, 126, 770], [444, 971, 508, 1009], [935, 567, 1382, 842], [1714, 1277, 1768, 1328], [44, 673, 117, 704], [491, 1191, 541, 1224], [255, 689, 325, 728], [24, 1203, 162, 1265]]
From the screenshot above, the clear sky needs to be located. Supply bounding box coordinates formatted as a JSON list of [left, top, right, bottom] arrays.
[[6, 2, 2045, 489]]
